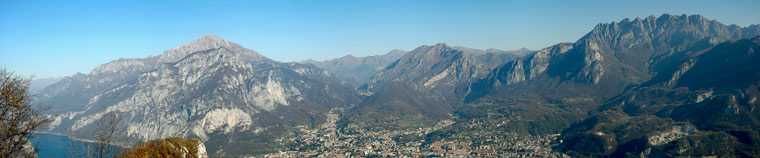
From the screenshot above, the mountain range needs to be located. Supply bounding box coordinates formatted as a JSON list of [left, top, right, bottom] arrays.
[[33, 14, 760, 157], [301, 46, 532, 86]]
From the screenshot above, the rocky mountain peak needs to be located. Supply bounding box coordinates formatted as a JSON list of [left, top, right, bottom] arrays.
[[387, 49, 407, 55], [340, 54, 360, 60], [587, 14, 713, 39], [198, 33, 226, 42], [504, 47, 535, 56], [181, 34, 230, 50], [158, 34, 268, 63], [300, 48, 409, 86], [517, 47, 532, 52], [484, 48, 503, 52], [173, 47, 247, 72], [89, 34, 268, 77], [364, 42, 487, 96], [469, 14, 760, 104], [413, 43, 462, 59], [657, 14, 709, 23], [575, 13, 760, 78]]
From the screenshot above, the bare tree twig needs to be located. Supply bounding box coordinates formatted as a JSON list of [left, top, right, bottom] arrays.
[[0, 68, 51, 158]]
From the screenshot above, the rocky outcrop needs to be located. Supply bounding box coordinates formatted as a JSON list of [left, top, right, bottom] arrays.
[[559, 111, 699, 157], [119, 137, 208, 158], [647, 124, 697, 146]]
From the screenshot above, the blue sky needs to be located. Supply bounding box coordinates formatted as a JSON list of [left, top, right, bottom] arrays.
[[1, 0, 759, 78]]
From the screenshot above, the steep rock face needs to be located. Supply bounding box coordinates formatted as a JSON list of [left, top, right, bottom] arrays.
[[342, 44, 489, 130], [467, 41, 623, 104], [563, 36, 760, 157], [455, 46, 533, 68], [602, 36, 760, 118], [363, 43, 488, 100], [582, 14, 759, 83], [458, 14, 760, 140], [41, 35, 361, 157], [477, 43, 575, 87], [37, 34, 269, 113], [470, 14, 760, 102], [301, 49, 407, 86]]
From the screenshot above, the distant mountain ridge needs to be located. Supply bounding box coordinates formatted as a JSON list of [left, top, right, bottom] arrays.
[[303, 46, 533, 87], [301, 49, 407, 86], [455, 46, 533, 56], [29, 77, 63, 94], [455, 46, 534, 68]]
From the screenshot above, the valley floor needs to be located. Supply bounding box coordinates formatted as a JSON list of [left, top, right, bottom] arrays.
[[264, 108, 568, 158]]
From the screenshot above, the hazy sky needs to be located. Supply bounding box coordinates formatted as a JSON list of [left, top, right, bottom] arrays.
[[1, 0, 759, 78]]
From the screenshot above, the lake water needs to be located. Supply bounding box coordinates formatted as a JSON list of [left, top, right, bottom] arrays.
[[31, 133, 71, 158], [31, 133, 121, 158]]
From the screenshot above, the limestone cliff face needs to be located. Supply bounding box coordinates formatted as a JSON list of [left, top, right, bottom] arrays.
[[561, 35, 760, 158], [40, 35, 361, 157], [468, 14, 760, 102], [37, 34, 269, 113], [363, 43, 489, 100], [482, 43, 575, 86]]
